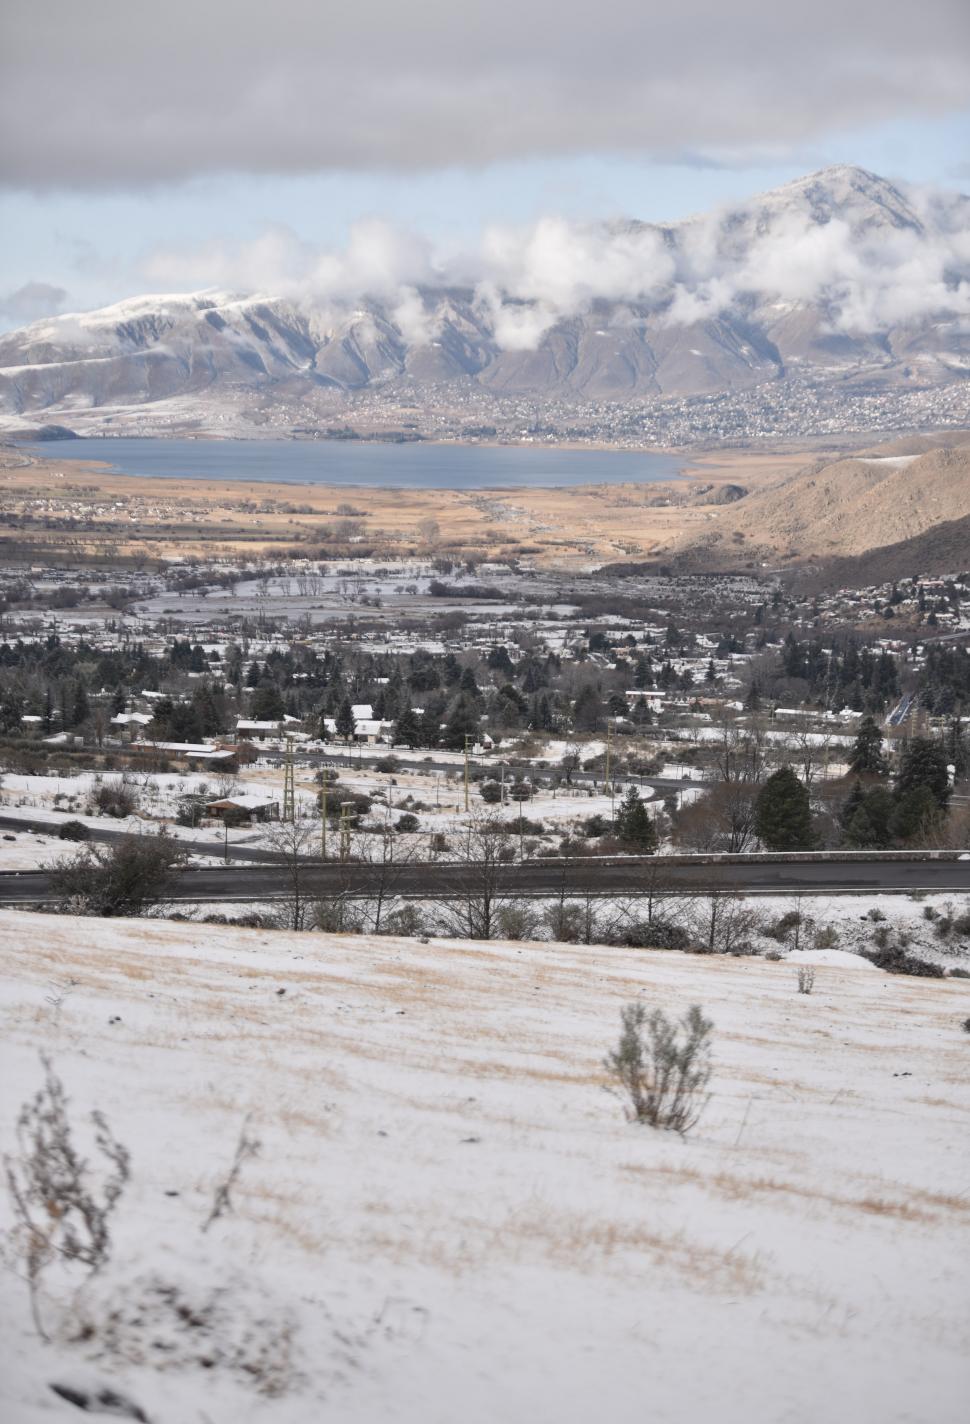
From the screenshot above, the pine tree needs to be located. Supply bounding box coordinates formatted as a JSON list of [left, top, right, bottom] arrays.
[[441, 694, 479, 751], [848, 716, 887, 776], [71, 680, 90, 728], [889, 786, 944, 844], [895, 738, 950, 808], [614, 786, 658, 853], [572, 684, 603, 732], [393, 706, 422, 748], [754, 766, 813, 851], [336, 696, 356, 742]]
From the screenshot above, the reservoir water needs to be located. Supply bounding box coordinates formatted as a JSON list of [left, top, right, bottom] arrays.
[[26, 437, 685, 489]]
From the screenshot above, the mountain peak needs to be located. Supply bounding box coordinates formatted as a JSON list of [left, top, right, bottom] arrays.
[[755, 165, 923, 232]]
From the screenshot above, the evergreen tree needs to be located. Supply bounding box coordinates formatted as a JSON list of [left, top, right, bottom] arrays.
[[754, 766, 814, 851], [441, 694, 479, 751], [459, 666, 480, 697], [844, 787, 894, 848], [614, 786, 658, 853], [572, 684, 603, 732], [251, 685, 285, 721], [895, 737, 950, 808], [71, 680, 90, 728], [393, 706, 423, 748], [889, 786, 944, 844], [848, 716, 887, 777], [838, 779, 867, 834], [336, 696, 356, 742]]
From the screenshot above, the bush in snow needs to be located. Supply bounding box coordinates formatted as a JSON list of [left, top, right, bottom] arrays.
[[4, 1057, 130, 1339], [605, 1001, 713, 1135]]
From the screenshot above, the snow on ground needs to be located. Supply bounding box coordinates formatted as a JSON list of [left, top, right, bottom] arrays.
[[1, 910, 968, 1423]]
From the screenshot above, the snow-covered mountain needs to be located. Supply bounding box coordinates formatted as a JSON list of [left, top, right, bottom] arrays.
[[1, 167, 968, 433]]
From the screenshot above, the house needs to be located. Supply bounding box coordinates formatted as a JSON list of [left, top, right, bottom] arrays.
[[110, 712, 153, 742], [131, 740, 237, 769], [207, 793, 280, 825], [235, 718, 285, 742], [322, 715, 395, 745]]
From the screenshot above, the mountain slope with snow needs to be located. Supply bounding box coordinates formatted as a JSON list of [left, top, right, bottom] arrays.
[[1, 167, 968, 432]]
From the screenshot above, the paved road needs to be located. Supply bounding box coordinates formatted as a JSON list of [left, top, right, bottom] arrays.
[[2, 855, 968, 906]]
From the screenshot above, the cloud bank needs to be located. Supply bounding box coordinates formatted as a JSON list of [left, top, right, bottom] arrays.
[[130, 173, 970, 348], [2, 1, 969, 188]]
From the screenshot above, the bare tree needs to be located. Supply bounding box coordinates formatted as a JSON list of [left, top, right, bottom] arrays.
[[265, 817, 318, 930], [689, 891, 761, 955], [432, 810, 515, 940]]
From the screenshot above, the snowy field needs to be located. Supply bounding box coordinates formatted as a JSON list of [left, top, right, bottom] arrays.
[[1, 910, 968, 1423]]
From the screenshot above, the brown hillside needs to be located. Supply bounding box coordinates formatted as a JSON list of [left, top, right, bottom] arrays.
[[688, 441, 970, 563], [794, 512, 970, 592]]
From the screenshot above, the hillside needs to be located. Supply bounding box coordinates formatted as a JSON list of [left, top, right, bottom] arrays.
[[674, 439, 970, 567], [798, 511, 970, 589], [1, 910, 968, 1423], [0, 166, 968, 439]]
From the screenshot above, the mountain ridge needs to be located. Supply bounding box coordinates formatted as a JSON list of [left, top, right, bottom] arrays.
[[1, 166, 967, 438]]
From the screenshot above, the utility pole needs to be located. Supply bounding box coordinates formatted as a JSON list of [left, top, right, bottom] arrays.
[[605, 717, 614, 821], [464, 732, 473, 812], [282, 735, 296, 823], [319, 766, 328, 860], [339, 801, 353, 862]]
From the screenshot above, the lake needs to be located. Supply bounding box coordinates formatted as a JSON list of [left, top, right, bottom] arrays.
[[26, 437, 685, 489]]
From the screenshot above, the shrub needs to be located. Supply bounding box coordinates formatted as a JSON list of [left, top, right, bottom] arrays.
[[604, 1001, 714, 1134], [57, 820, 90, 841], [814, 925, 838, 949], [395, 812, 420, 832], [962, 1018, 970, 1033], [796, 966, 816, 995], [863, 945, 945, 978], [766, 910, 802, 943], [495, 903, 541, 940], [48, 833, 185, 917], [4, 1057, 129, 1338], [948, 967, 970, 979], [479, 781, 503, 804], [93, 781, 137, 818], [613, 918, 691, 951]]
